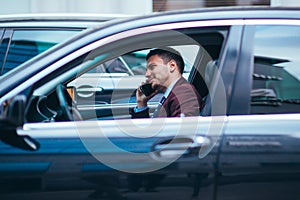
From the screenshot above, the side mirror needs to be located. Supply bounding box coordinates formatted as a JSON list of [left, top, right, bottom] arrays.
[[0, 95, 40, 151]]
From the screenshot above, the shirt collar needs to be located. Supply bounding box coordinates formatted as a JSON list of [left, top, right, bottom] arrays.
[[163, 77, 180, 99]]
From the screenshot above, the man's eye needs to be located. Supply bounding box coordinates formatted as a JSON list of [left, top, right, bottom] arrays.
[[147, 65, 156, 70]]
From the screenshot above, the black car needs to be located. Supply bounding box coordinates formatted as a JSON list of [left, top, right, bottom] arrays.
[[0, 7, 300, 200]]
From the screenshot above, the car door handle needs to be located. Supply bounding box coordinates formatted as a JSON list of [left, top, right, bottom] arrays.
[[151, 136, 210, 158], [77, 85, 104, 98]]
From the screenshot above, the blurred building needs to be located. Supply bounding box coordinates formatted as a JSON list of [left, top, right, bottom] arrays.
[[153, 0, 270, 12], [0, 0, 152, 15], [0, 0, 299, 15]]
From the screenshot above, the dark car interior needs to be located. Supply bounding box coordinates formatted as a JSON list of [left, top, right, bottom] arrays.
[[251, 56, 300, 114], [4, 40, 39, 74]]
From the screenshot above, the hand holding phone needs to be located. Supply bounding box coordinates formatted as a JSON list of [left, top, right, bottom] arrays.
[[139, 83, 156, 97]]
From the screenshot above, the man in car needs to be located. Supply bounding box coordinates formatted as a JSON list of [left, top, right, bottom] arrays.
[[130, 47, 204, 118]]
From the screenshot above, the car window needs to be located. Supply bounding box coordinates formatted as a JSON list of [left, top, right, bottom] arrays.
[[27, 26, 228, 122], [64, 28, 227, 120], [69, 45, 199, 108], [251, 25, 300, 114], [1, 29, 81, 75], [0, 29, 8, 73], [86, 48, 194, 76], [122, 51, 147, 75], [87, 57, 133, 75], [121, 48, 194, 75]]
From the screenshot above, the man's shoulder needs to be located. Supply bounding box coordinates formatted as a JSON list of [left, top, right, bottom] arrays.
[[177, 77, 188, 84], [172, 77, 202, 100], [173, 77, 194, 90]]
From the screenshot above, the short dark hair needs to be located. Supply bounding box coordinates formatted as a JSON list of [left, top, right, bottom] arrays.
[[146, 47, 185, 74]]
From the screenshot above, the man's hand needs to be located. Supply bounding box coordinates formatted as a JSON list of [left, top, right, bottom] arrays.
[[136, 83, 158, 108]]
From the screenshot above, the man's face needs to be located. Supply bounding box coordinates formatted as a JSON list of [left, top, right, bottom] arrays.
[[145, 55, 171, 92]]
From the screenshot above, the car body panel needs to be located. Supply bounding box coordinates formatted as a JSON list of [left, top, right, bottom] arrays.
[[218, 114, 300, 199]]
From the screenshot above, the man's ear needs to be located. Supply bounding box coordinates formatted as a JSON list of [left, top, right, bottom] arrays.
[[168, 60, 177, 72]]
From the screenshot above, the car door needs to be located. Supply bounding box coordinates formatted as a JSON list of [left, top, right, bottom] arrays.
[[217, 20, 300, 199], [0, 117, 224, 200], [0, 19, 237, 199]]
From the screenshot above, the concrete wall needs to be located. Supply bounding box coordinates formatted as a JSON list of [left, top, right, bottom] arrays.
[[0, 0, 153, 15]]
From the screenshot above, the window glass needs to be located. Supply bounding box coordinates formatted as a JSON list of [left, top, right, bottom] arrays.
[[30, 26, 227, 121], [69, 45, 200, 108], [65, 28, 227, 120], [0, 29, 8, 74], [86, 47, 196, 76], [122, 50, 148, 75], [251, 25, 300, 114], [2, 29, 80, 75], [120, 46, 197, 75]]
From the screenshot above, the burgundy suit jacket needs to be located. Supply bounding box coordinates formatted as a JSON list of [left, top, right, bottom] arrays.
[[131, 77, 203, 118]]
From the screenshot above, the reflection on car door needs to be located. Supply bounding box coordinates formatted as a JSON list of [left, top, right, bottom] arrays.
[[0, 118, 220, 199]]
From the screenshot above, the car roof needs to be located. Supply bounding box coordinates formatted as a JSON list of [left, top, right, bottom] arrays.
[[0, 13, 134, 28], [59, 6, 300, 48], [5, 6, 300, 65], [120, 6, 300, 26]]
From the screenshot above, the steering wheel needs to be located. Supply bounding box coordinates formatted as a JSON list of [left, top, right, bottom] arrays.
[[56, 84, 82, 121]]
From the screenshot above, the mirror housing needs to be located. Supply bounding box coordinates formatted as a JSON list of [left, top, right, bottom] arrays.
[[0, 95, 40, 151]]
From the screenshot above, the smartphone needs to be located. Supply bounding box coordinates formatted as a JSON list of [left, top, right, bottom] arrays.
[[139, 83, 156, 97]]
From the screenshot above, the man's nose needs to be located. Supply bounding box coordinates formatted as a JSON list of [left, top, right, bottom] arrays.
[[145, 69, 151, 77]]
